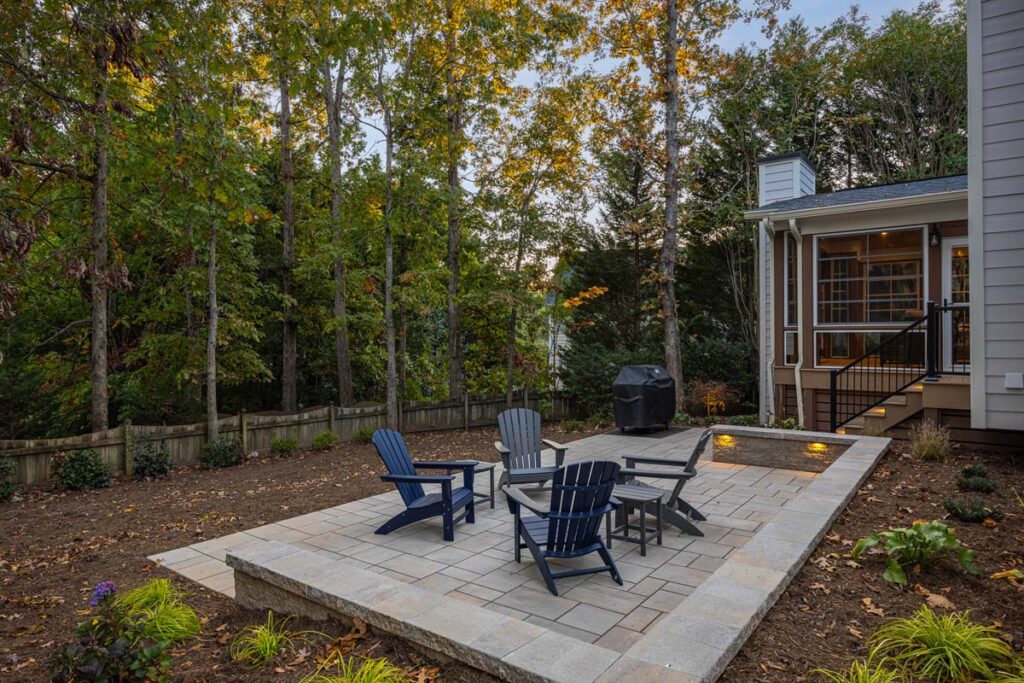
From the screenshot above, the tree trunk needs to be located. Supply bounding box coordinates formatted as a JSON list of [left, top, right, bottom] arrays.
[[206, 195, 219, 441], [90, 55, 109, 432], [505, 223, 526, 408], [279, 71, 298, 413], [444, 3, 464, 400], [323, 60, 354, 407], [383, 123, 399, 429], [660, 0, 684, 411]]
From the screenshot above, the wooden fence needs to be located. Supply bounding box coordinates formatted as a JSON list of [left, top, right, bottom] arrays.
[[0, 392, 574, 485]]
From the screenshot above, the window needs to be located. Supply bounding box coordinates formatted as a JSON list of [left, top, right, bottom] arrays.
[[784, 331, 798, 365], [815, 330, 926, 367], [816, 228, 924, 326], [784, 234, 797, 327]]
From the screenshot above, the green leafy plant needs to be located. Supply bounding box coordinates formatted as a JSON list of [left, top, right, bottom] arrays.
[[271, 437, 299, 456], [868, 606, 1015, 682], [51, 581, 173, 683], [585, 413, 610, 430], [672, 412, 693, 426], [202, 436, 243, 468], [312, 431, 337, 450], [561, 419, 584, 432], [0, 453, 16, 501], [353, 428, 375, 445], [231, 611, 319, 668], [776, 416, 801, 430], [956, 465, 996, 494], [133, 438, 171, 479], [56, 449, 110, 491], [304, 656, 408, 683], [702, 415, 719, 427], [943, 497, 1002, 524], [852, 520, 978, 584], [727, 414, 759, 426], [114, 578, 200, 643], [813, 660, 903, 683], [909, 420, 952, 462]]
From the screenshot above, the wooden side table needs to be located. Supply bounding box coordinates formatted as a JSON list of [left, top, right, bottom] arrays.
[[606, 484, 665, 556], [472, 461, 496, 509]]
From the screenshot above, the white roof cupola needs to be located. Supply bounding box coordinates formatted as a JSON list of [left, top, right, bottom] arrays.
[[757, 152, 816, 207]]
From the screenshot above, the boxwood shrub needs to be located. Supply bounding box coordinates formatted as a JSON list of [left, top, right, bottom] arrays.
[[202, 437, 243, 468], [57, 450, 111, 491]]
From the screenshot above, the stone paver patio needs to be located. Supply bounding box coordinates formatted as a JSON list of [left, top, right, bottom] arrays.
[[153, 429, 813, 650], [152, 426, 890, 681]]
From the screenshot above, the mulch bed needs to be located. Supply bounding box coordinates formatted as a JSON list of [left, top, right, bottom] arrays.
[[721, 441, 1024, 682], [0, 425, 604, 682]]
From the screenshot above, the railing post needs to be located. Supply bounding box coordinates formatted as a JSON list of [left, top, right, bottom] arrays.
[[925, 301, 939, 381], [829, 370, 837, 432]]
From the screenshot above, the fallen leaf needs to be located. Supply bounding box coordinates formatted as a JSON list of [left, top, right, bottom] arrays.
[[925, 593, 956, 610], [849, 627, 863, 639], [861, 597, 885, 617]]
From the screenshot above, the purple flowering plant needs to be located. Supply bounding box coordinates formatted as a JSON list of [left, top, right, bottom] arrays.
[[89, 581, 116, 607]]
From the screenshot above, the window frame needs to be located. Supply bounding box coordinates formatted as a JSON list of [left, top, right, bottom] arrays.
[[812, 225, 929, 330], [814, 328, 928, 368], [784, 233, 798, 328]]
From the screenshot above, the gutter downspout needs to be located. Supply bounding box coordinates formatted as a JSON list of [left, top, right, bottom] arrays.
[[788, 218, 806, 428], [760, 219, 776, 425]]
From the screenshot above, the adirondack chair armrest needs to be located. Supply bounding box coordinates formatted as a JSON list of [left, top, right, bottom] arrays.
[[412, 461, 477, 470], [618, 468, 696, 481], [503, 485, 549, 517], [381, 473, 455, 485], [622, 454, 693, 468], [541, 439, 567, 466], [494, 441, 512, 470]]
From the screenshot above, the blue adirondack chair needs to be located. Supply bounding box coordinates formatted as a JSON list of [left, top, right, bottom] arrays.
[[371, 429, 476, 542], [495, 408, 567, 489], [503, 460, 623, 596]]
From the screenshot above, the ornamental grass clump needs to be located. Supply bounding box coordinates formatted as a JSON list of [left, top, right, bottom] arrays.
[[909, 420, 952, 462], [303, 656, 407, 683], [868, 606, 1015, 682], [114, 578, 200, 643], [852, 520, 978, 584], [813, 660, 903, 683], [231, 611, 320, 668]]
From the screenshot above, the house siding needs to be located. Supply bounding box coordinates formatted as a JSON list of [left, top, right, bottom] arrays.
[[971, 0, 1024, 431]]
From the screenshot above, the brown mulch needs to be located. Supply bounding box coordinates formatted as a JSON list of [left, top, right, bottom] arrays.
[[0, 425, 604, 682], [720, 442, 1024, 682]]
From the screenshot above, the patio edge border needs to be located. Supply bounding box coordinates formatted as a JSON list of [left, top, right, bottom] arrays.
[[624, 430, 891, 682]]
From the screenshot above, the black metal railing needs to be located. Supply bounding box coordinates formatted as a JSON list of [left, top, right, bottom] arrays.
[[829, 302, 970, 431]]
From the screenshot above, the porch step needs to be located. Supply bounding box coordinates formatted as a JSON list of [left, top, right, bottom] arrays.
[[836, 386, 926, 436], [883, 395, 907, 407]]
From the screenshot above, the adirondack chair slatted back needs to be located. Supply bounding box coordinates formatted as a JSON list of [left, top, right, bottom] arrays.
[[667, 428, 712, 505], [498, 408, 543, 470], [372, 429, 424, 506], [547, 461, 619, 555], [687, 429, 713, 474]]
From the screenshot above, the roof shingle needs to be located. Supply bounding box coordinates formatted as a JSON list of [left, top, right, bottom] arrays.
[[754, 174, 966, 213]]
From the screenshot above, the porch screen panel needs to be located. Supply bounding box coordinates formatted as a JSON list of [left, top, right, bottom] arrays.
[[817, 228, 923, 325]]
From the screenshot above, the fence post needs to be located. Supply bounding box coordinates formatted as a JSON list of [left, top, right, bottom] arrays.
[[239, 411, 248, 453], [463, 393, 470, 430], [328, 404, 337, 435], [523, 387, 529, 409], [122, 419, 134, 477]]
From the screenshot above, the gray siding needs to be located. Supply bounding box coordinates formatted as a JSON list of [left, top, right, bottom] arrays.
[[979, 0, 1024, 431]]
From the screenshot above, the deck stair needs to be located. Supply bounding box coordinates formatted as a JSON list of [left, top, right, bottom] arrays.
[[829, 303, 969, 434]]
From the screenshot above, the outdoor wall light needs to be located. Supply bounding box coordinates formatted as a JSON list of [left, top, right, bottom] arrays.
[[930, 229, 941, 247]]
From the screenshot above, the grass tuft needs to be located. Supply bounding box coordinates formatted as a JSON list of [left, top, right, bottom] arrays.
[[231, 611, 320, 668], [909, 420, 952, 462], [114, 578, 200, 643], [303, 656, 407, 683], [868, 606, 1014, 682], [813, 660, 904, 683]]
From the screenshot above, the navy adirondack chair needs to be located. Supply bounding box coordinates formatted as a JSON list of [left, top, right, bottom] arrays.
[[618, 428, 712, 536], [371, 429, 476, 542], [495, 408, 567, 489], [503, 461, 623, 596]]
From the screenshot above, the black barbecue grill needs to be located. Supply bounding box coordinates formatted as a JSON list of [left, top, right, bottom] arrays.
[[612, 365, 676, 432]]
